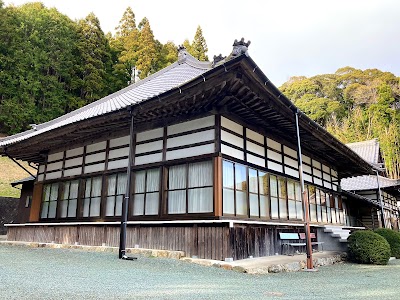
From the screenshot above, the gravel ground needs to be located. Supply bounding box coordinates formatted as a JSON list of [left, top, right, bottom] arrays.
[[0, 244, 399, 300]]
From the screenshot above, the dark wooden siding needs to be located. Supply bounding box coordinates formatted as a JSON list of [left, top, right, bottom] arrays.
[[6, 224, 305, 260], [16, 181, 34, 224]]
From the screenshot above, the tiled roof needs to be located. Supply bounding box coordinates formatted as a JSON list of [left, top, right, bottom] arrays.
[[346, 139, 380, 165], [11, 176, 35, 187], [341, 190, 381, 207], [341, 175, 400, 191], [0, 52, 211, 148]]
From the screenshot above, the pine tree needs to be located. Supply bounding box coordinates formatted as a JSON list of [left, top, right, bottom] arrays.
[[115, 7, 136, 37], [156, 41, 178, 69], [181, 26, 209, 61], [0, 3, 79, 133], [182, 39, 192, 53], [76, 13, 112, 103], [191, 26, 208, 61], [136, 18, 158, 79], [111, 7, 140, 85]]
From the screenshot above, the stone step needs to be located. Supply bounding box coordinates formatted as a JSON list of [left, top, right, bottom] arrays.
[[331, 232, 350, 238], [324, 228, 349, 234], [323, 226, 343, 232]]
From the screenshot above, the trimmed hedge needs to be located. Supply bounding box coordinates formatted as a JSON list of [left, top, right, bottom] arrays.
[[347, 230, 391, 265], [375, 228, 400, 259]]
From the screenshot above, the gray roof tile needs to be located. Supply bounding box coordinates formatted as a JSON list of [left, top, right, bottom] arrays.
[[346, 139, 380, 165], [341, 175, 400, 191], [11, 175, 35, 187]]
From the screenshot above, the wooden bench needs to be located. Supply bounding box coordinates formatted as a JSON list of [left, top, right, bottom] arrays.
[[279, 232, 306, 255], [299, 233, 324, 251]]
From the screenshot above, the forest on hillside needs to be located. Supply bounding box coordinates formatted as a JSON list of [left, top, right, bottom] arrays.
[[0, 2, 208, 134], [280, 68, 400, 179], [0, 2, 399, 180]]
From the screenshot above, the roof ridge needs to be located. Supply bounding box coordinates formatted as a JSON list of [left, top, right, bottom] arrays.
[[346, 138, 378, 146]]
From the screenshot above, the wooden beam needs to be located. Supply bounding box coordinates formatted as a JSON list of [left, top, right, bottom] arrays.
[[29, 182, 43, 222], [214, 156, 223, 217]]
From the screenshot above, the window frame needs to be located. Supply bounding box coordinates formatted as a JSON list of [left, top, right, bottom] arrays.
[[40, 182, 59, 219], [166, 160, 214, 215], [248, 168, 270, 219], [59, 179, 79, 219], [82, 175, 103, 218], [222, 160, 248, 217], [132, 167, 162, 216], [105, 172, 127, 218]]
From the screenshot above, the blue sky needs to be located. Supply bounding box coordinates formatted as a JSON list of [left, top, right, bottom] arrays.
[[5, 0, 400, 86]]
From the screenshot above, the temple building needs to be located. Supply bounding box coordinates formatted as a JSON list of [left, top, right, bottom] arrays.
[[1, 39, 395, 260], [341, 139, 400, 229]]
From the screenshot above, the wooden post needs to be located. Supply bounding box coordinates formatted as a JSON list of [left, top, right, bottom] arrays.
[[214, 156, 223, 217], [29, 183, 43, 222], [295, 110, 314, 270]]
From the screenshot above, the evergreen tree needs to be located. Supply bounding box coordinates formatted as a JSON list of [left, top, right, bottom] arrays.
[[182, 39, 192, 53], [281, 68, 400, 179], [0, 3, 79, 133], [156, 41, 178, 69], [115, 6, 136, 36], [0, 2, 182, 135], [111, 7, 140, 85], [76, 13, 113, 104], [136, 18, 158, 79], [181, 26, 209, 61], [191, 25, 208, 61]]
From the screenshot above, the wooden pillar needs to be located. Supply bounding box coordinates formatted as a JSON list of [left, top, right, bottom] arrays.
[[29, 182, 43, 222], [214, 156, 222, 217]]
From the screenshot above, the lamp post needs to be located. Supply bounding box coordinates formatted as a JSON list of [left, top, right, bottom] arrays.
[[119, 106, 137, 260]]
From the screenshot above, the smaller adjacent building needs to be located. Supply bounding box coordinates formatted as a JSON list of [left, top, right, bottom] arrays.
[[342, 139, 400, 229], [10, 176, 35, 224]]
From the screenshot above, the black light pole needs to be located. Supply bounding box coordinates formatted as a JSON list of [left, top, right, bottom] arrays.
[[119, 106, 137, 260], [295, 110, 314, 270], [375, 169, 386, 228]]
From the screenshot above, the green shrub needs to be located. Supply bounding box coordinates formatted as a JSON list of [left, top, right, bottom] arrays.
[[375, 228, 400, 259], [347, 230, 391, 265]]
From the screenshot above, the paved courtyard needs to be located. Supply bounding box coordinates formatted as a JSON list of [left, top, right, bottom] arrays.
[[0, 244, 399, 300]]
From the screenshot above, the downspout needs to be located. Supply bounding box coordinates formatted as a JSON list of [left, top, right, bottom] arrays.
[[375, 170, 386, 228], [119, 106, 137, 260], [3, 149, 36, 178], [295, 110, 314, 270]]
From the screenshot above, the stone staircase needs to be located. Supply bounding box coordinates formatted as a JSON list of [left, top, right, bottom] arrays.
[[323, 225, 351, 243]]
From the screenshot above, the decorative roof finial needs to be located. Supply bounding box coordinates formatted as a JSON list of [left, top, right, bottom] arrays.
[[29, 124, 38, 131], [177, 45, 188, 63], [231, 38, 251, 57], [212, 54, 227, 67]]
